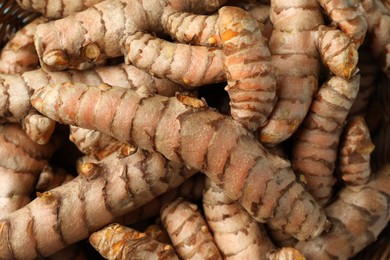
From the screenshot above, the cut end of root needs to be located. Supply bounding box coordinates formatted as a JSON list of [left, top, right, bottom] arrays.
[[80, 162, 100, 179], [37, 192, 58, 205], [83, 43, 101, 61], [120, 144, 137, 157]]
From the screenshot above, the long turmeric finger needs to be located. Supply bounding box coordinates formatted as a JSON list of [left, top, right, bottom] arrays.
[[258, 0, 323, 144], [292, 75, 360, 206], [162, 12, 221, 47], [31, 82, 328, 241], [339, 116, 375, 186], [203, 178, 275, 259], [0, 124, 56, 219], [89, 223, 179, 260], [0, 64, 182, 142], [0, 64, 181, 122], [162, 3, 272, 46], [16, 0, 104, 18], [34, 0, 227, 70], [0, 17, 47, 74], [218, 6, 276, 130], [295, 164, 390, 259], [123, 32, 225, 87], [317, 0, 368, 46], [0, 147, 196, 259], [161, 198, 222, 259]]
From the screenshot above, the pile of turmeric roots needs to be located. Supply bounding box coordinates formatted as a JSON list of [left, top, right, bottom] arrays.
[[0, 0, 390, 259]]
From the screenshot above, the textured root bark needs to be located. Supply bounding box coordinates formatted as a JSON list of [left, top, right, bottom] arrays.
[[31, 82, 328, 241]]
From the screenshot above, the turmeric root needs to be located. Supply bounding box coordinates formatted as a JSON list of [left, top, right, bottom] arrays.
[[89, 223, 179, 260], [16, 0, 104, 18], [0, 17, 47, 74], [160, 197, 222, 259], [0, 123, 56, 219], [317, 0, 368, 46], [125, 6, 276, 130], [295, 164, 390, 259], [339, 116, 375, 186], [0, 63, 183, 116], [315, 25, 359, 78], [31, 82, 328, 241], [0, 146, 196, 259], [292, 75, 360, 205], [163, 2, 272, 45], [0, 63, 182, 143], [259, 0, 358, 144], [34, 0, 227, 70], [123, 32, 225, 87], [203, 178, 275, 259], [218, 6, 276, 130]]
